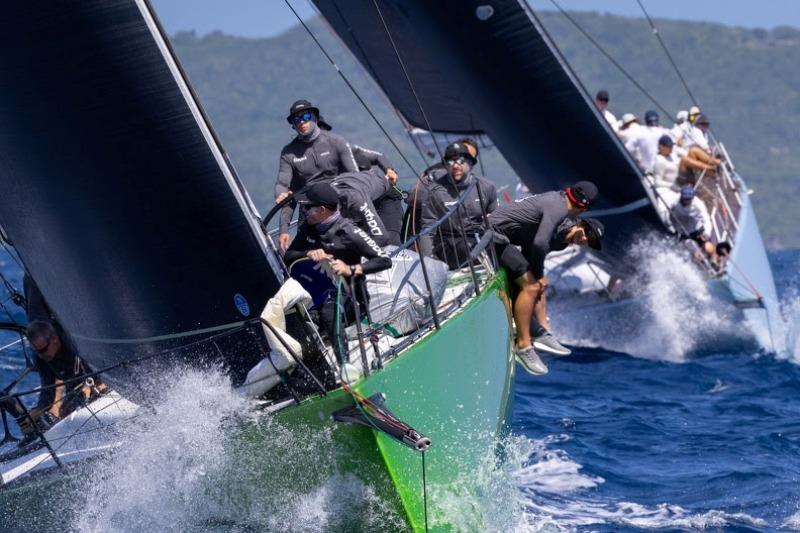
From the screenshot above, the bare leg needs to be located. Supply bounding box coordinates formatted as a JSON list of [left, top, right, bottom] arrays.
[[533, 290, 549, 333], [513, 272, 543, 349]]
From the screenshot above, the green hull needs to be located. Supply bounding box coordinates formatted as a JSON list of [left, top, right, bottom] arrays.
[[275, 272, 515, 531]]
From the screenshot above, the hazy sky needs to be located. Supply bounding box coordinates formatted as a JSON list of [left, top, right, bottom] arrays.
[[151, 1, 800, 38]]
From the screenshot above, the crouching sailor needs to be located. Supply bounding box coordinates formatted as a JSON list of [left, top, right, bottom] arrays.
[[0, 321, 106, 441], [284, 183, 392, 361], [489, 182, 602, 375]]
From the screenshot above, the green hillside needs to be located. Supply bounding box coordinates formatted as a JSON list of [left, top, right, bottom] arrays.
[[169, 12, 800, 249]]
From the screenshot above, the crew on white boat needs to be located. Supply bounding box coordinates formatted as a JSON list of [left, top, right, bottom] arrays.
[[488, 182, 603, 375], [275, 99, 359, 250], [617, 113, 640, 144], [595, 90, 618, 132], [418, 141, 498, 270], [625, 110, 667, 173], [670, 184, 718, 261], [0, 321, 105, 441], [284, 183, 392, 360]]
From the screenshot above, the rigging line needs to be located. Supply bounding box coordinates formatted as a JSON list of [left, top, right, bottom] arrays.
[[546, 0, 675, 120], [283, 0, 420, 177], [370, 0, 444, 160], [327, 1, 429, 167], [636, 0, 699, 107]]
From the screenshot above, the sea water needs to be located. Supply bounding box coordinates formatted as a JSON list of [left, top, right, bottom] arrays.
[[1, 248, 799, 532]]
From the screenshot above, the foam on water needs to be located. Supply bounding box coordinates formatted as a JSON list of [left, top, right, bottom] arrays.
[[551, 235, 751, 361], [513, 434, 768, 532], [73, 368, 405, 532]]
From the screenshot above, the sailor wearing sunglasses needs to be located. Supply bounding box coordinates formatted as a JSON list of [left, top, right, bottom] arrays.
[[275, 99, 359, 250]]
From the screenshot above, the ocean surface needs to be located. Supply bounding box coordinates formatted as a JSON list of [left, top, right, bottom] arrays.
[[0, 247, 798, 532]]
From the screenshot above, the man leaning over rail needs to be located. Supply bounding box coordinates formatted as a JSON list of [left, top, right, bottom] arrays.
[[489, 182, 601, 375], [284, 183, 391, 362]]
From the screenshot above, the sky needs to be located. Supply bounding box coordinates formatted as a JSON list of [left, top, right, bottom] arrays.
[[151, 1, 800, 38]]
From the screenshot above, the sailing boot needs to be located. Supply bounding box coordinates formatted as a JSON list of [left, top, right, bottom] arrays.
[[533, 333, 572, 356], [515, 346, 548, 375]]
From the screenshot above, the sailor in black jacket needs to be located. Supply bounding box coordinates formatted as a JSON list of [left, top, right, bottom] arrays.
[[419, 141, 497, 269], [275, 100, 358, 250], [284, 183, 391, 359]]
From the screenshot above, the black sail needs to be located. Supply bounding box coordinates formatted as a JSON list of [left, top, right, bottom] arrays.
[[312, 0, 661, 232], [0, 1, 281, 392]]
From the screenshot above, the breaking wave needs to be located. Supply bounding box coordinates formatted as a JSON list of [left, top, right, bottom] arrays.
[[73, 368, 405, 533], [550, 235, 754, 361]]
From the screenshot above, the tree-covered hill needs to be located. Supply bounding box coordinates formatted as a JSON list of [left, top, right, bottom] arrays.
[[169, 11, 799, 249]]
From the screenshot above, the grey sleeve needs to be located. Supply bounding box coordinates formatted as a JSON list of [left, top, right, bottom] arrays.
[[529, 206, 562, 278], [279, 202, 295, 235], [417, 185, 439, 257], [484, 183, 498, 214], [275, 153, 293, 197], [353, 145, 392, 172], [335, 137, 359, 174]]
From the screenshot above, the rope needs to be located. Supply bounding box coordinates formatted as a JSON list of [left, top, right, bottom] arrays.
[[283, 0, 420, 177], [636, 0, 699, 107], [370, 0, 444, 161]]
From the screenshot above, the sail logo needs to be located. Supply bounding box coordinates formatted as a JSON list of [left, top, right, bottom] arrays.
[[233, 293, 250, 317]]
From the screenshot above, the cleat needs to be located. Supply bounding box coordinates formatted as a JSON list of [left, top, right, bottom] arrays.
[[533, 333, 571, 356], [515, 346, 548, 375]]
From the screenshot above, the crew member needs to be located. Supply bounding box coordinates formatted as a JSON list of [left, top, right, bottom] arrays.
[[331, 170, 401, 246], [595, 90, 618, 132], [275, 99, 358, 250], [489, 181, 601, 375], [284, 183, 392, 360], [419, 141, 497, 269], [1, 321, 105, 439], [670, 184, 717, 260]]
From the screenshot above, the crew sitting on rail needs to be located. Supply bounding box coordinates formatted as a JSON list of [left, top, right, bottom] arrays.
[[489, 181, 601, 375], [284, 183, 391, 360], [418, 141, 497, 270], [670, 185, 718, 262], [275, 99, 358, 251], [0, 321, 106, 441], [595, 90, 618, 132]]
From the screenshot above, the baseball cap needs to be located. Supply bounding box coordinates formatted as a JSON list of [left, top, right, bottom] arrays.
[[442, 141, 477, 165], [644, 110, 659, 125], [680, 184, 695, 200], [620, 113, 637, 126], [567, 181, 599, 209], [580, 218, 604, 251], [658, 134, 674, 147], [688, 105, 701, 116], [295, 182, 339, 209], [596, 89, 609, 101]]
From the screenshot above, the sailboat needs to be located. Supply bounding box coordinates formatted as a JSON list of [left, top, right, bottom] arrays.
[[309, 0, 779, 353]]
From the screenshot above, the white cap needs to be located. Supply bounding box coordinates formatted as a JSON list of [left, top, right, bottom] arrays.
[[688, 105, 701, 116], [676, 110, 688, 122], [620, 113, 637, 126]]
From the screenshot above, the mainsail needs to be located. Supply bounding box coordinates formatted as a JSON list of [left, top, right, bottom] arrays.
[[0, 1, 281, 390], [312, 0, 662, 234]]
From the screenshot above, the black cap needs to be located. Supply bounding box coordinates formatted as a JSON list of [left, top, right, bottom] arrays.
[[596, 90, 609, 101], [695, 113, 710, 125], [286, 99, 320, 123], [580, 218, 604, 251], [568, 180, 599, 208], [442, 141, 477, 165], [658, 134, 674, 147], [644, 110, 659, 125], [295, 182, 339, 209]]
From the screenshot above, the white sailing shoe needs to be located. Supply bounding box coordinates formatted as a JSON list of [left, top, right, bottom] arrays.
[[533, 333, 571, 356], [515, 346, 548, 375]]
